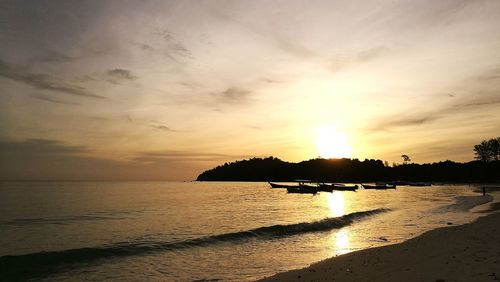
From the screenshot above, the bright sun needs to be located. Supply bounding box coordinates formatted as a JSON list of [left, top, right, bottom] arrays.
[[315, 125, 352, 158]]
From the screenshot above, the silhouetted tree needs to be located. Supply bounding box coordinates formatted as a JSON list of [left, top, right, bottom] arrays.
[[196, 156, 500, 182], [474, 137, 500, 161], [401, 154, 411, 165]]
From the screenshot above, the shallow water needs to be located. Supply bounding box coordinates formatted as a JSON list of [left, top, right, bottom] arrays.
[[0, 181, 495, 281]]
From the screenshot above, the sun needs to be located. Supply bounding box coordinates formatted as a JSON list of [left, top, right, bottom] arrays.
[[315, 125, 352, 158]]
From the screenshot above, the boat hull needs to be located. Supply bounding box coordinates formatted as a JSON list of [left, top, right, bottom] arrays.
[[268, 182, 300, 189], [318, 184, 358, 192], [362, 184, 396, 190], [286, 186, 318, 194]]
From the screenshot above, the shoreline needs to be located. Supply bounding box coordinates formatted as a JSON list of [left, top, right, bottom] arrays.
[[258, 209, 500, 282]]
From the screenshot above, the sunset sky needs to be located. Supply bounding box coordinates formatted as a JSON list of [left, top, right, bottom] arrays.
[[1, 0, 500, 180]]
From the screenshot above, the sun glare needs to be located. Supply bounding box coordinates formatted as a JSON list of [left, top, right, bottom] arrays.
[[315, 125, 352, 159]]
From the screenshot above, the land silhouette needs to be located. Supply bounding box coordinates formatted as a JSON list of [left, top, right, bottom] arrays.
[[196, 157, 500, 182], [198, 137, 500, 182]]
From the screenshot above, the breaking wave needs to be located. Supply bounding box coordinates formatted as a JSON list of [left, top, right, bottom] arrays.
[[434, 195, 493, 213], [0, 208, 388, 280]]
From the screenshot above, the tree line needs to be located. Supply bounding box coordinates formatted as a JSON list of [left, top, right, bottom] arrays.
[[196, 157, 499, 182], [474, 137, 500, 162], [197, 137, 500, 182]]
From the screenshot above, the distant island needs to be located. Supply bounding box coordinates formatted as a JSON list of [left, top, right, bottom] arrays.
[[196, 157, 500, 182]]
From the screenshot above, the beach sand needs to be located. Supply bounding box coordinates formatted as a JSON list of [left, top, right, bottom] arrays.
[[259, 211, 500, 282]]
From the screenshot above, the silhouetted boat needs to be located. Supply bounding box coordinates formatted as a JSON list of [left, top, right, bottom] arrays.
[[391, 181, 431, 187], [408, 182, 432, 187], [362, 183, 396, 190], [269, 180, 317, 189], [286, 184, 319, 194], [268, 182, 299, 189], [318, 183, 358, 192]]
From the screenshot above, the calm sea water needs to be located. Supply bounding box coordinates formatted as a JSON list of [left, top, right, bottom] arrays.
[[0, 181, 496, 281]]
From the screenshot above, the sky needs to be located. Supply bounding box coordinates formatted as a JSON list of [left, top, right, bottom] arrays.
[[1, 0, 500, 180]]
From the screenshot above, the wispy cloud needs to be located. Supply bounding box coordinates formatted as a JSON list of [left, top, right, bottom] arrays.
[[140, 28, 192, 60], [458, 98, 500, 108], [212, 87, 252, 104], [106, 68, 137, 84], [0, 60, 105, 99], [132, 150, 252, 163], [205, 5, 316, 60], [370, 114, 442, 131], [260, 77, 289, 84], [473, 67, 500, 82], [0, 138, 223, 180], [31, 94, 79, 105], [244, 125, 263, 130], [151, 124, 178, 132], [357, 46, 387, 62], [32, 49, 75, 64], [329, 46, 387, 72], [0, 138, 86, 155], [125, 115, 134, 123], [150, 120, 180, 132]]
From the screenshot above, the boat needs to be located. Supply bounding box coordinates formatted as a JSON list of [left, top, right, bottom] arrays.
[[269, 180, 321, 194], [268, 182, 299, 189], [390, 181, 431, 187], [268, 180, 318, 189], [408, 182, 432, 187], [286, 185, 319, 194], [316, 183, 335, 192], [332, 183, 359, 191], [362, 183, 396, 190], [318, 183, 358, 192]]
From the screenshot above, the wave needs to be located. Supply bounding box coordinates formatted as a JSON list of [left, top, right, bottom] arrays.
[[434, 195, 493, 213], [0, 211, 142, 227], [0, 208, 388, 280]]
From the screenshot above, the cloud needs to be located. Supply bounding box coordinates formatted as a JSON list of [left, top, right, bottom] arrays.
[[151, 124, 178, 132], [132, 150, 252, 163], [107, 68, 137, 82], [31, 94, 79, 105], [328, 46, 387, 73], [143, 28, 192, 60], [0, 60, 105, 99], [244, 125, 263, 130], [32, 49, 75, 64], [0, 138, 85, 155], [260, 77, 288, 84], [0, 138, 123, 180], [459, 98, 500, 108], [205, 5, 316, 59], [370, 114, 442, 131], [270, 34, 317, 59], [357, 46, 386, 62], [149, 120, 180, 132], [212, 87, 252, 104], [474, 67, 500, 82], [0, 138, 250, 180]]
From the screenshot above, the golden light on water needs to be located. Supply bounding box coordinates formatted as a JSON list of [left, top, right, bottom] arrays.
[[326, 191, 345, 217], [334, 229, 350, 255], [326, 192, 351, 255], [315, 125, 352, 159]]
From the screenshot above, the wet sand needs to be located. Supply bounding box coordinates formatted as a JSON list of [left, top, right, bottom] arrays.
[[259, 211, 500, 282]]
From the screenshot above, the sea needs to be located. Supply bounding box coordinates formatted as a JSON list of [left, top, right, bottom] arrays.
[[0, 181, 497, 281]]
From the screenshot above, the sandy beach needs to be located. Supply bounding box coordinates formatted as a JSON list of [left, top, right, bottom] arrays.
[[259, 210, 500, 282]]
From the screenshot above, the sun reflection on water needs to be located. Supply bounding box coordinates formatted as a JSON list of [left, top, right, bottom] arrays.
[[325, 191, 352, 255], [326, 191, 345, 217], [334, 229, 350, 255]]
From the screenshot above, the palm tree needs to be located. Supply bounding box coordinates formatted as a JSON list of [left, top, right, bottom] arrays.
[[401, 154, 411, 165]]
